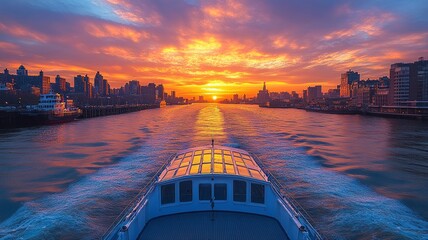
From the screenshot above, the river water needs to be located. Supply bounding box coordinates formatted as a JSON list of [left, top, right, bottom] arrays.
[[0, 104, 427, 239]]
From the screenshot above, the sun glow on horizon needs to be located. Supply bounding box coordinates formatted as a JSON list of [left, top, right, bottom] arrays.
[[212, 95, 218, 101]]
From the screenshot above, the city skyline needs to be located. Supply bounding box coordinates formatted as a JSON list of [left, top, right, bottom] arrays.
[[1, 1, 427, 97]]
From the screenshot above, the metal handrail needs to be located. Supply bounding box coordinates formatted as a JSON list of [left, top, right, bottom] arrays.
[[101, 154, 175, 240], [252, 153, 324, 240]]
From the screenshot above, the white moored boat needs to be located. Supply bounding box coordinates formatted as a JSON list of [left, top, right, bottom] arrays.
[[103, 142, 322, 240]]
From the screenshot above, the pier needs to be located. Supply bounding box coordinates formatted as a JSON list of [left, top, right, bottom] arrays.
[[79, 104, 159, 118]]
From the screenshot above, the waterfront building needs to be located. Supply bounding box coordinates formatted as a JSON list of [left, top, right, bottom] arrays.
[[94, 71, 104, 96], [55, 75, 66, 93], [326, 85, 340, 99], [388, 58, 428, 106], [129, 80, 140, 95], [103, 79, 110, 96], [257, 82, 270, 104], [16, 65, 28, 76], [233, 94, 239, 103], [307, 85, 322, 102], [156, 84, 164, 100], [373, 86, 389, 106], [10, 66, 50, 94], [340, 70, 360, 97], [389, 63, 411, 105], [74, 74, 93, 98], [412, 58, 428, 101], [141, 83, 157, 104]]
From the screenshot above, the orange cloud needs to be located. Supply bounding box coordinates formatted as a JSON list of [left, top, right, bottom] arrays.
[[203, 0, 251, 22], [85, 23, 149, 43], [0, 23, 47, 43]]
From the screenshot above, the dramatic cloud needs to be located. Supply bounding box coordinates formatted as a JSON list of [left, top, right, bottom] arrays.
[[0, 0, 427, 97]]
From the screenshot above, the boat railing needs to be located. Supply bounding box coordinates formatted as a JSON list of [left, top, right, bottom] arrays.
[[101, 154, 175, 240], [252, 154, 324, 240]]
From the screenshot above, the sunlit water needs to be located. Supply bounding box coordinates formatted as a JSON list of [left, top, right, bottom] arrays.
[[0, 104, 427, 239]]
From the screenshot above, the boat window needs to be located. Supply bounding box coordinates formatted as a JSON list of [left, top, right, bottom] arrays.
[[237, 166, 250, 177], [201, 163, 211, 173], [161, 183, 175, 204], [192, 155, 202, 164], [224, 155, 233, 164], [225, 164, 235, 174], [214, 154, 223, 163], [251, 183, 265, 204], [179, 180, 192, 202], [175, 166, 188, 176], [249, 169, 264, 180], [190, 164, 200, 174], [214, 183, 227, 200], [213, 163, 223, 173], [203, 154, 211, 163], [233, 180, 246, 202], [199, 183, 212, 200]]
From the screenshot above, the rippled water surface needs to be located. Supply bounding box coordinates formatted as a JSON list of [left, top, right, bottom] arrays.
[[0, 104, 427, 239]]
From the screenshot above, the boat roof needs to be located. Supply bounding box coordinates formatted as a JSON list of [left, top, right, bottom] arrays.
[[159, 145, 268, 182]]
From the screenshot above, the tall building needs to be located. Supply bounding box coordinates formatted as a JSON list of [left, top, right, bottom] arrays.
[[302, 89, 307, 102], [16, 65, 28, 76], [233, 94, 239, 103], [3, 66, 49, 94], [257, 82, 270, 104], [389, 63, 411, 105], [38, 70, 50, 94], [55, 75, 66, 93], [74, 75, 85, 93], [156, 84, 164, 100], [389, 58, 428, 105], [94, 71, 104, 96], [141, 83, 157, 104], [74, 74, 92, 98], [307, 85, 322, 102], [412, 57, 428, 101], [129, 80, 140, 95], [340, 70, 360, 97], [102, 79, 110, 96]]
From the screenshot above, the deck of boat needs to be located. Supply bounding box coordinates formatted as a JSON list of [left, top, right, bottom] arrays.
[[138, 211, 290, 240]]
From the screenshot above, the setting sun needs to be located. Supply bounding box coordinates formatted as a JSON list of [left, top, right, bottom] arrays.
[[212, 95, 218, 101]]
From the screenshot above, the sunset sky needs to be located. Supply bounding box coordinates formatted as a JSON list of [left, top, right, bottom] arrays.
[[0, 0, 427, 98]]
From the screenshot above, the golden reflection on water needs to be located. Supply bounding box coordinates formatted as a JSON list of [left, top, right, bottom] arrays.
[[193, 103, 227, 144]]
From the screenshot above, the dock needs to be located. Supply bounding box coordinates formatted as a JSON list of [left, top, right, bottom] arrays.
[[79, 104, 159, 118]]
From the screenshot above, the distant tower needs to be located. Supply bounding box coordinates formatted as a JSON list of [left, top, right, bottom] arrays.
[[263, 82, 266, 91], [17, 65, 28, 76]]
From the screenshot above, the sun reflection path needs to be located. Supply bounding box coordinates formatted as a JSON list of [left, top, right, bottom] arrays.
[[193, 104, 227, 145]]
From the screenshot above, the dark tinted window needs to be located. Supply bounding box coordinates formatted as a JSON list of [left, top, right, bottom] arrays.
[[214, 183, 227, 200], [233, 180, 246, 202], [180, 180, 192, 202], [251, 183, 265, 204], [199, 183, 212, 200], [161, 183, 175, 204]]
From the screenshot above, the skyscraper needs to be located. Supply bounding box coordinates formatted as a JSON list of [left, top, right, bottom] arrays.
[[257, 82, 270, 104], [94, 71, 104, 96], [55, 75, 66, 93], [340, 70, 360, 97], [16, 65, 28, 76], [389, 63, 411, 105], [156, 84, 164, 100], [389, 58, 428, 105], [307, 85, 322, 102]]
